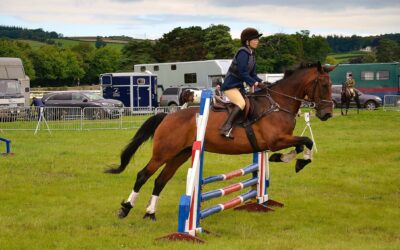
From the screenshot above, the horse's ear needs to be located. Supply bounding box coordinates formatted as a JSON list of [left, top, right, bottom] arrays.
[[317, 61, 322, 72], [323, 64, 336, 73]]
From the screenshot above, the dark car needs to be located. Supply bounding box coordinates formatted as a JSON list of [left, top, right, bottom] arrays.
[[42, 91, 124, 119], [331, 85, 382, 110]]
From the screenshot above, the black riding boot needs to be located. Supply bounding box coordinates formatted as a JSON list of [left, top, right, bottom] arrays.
[[219, 105, 242, 139]]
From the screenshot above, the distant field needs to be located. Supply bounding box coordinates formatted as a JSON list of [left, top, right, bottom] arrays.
[[18, 38, 125, 51], [0, 110, 399, 249], [330, 51, 368, 63]]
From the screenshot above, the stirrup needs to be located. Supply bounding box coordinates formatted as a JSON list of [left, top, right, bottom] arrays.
[[221, 128, 234, 139]]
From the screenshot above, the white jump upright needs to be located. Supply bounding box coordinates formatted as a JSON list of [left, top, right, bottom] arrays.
[[158, 90, 282, 243]]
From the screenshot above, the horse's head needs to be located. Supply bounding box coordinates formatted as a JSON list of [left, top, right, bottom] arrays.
[[305, 62, 335, 121]]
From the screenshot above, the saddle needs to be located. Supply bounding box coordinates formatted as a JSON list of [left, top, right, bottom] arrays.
[[211, 93, 279, 151], [212, 95, 261, 126]]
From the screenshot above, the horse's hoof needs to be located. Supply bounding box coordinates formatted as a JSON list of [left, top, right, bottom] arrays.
[[295, 159, 311, 173], [118, 201, 133, 219], [269, 153, 283, 162], [143, 212, 156, 221]]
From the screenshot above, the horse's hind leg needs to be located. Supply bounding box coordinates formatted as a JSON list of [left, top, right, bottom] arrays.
[[118, 158, 166, 219], [143, 147, 192, 221]]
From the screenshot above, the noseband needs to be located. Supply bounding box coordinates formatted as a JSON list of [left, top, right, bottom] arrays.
[[309, 73, 333, 111]]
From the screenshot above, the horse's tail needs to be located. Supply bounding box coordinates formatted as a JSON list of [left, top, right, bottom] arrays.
[[104, 112, 168, 174]]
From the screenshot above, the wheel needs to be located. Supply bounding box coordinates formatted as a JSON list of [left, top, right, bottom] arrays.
[[364, 101, 377, 110]]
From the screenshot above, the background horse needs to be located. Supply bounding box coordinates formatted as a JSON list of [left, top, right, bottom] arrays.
[[179, 89, 195, 107], [106, 62, 335, 220], [341, 82, 361, 115]]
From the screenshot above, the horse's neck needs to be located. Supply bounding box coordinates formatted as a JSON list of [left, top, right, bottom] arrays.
[[270, 72, 308, 113]]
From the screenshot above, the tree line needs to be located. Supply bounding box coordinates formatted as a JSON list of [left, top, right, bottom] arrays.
[[1, 25, 399, 87]]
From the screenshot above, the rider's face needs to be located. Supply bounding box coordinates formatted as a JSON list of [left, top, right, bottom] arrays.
[[249, 38, 259, 49]]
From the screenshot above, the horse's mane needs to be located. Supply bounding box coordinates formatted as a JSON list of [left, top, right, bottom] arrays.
[[249, 63, 319, 96], [283, 63, 319, 79]]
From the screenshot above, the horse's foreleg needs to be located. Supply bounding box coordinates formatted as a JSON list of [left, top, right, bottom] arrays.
[[269, 136, 313, 172], [143, 148, 192, 221]]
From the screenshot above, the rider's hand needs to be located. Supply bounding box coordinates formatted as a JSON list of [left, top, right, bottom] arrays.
[[256, 81, 268, 90]]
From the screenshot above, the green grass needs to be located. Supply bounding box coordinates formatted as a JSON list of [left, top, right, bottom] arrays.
[[329, 51, 368, 64], [18, 38, 125, 51], [0, 110, 399, 249]]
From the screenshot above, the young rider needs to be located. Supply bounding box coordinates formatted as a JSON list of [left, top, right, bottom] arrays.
[[220, 27, 267, 139]]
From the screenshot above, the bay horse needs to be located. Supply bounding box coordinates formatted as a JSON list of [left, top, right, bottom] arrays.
[[106, 62, 335, 221], [341, 83, 361, 115]]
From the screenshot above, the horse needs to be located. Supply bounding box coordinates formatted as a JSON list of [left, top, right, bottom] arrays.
[[179, 89, 195, 106], [105, 62, 335, 221], [341, 83, 361, 115]]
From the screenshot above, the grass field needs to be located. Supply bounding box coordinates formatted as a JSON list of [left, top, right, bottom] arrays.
[[0, 110, 399, 249], [329, 51, 368, 64], [19, 38, 125, 51]]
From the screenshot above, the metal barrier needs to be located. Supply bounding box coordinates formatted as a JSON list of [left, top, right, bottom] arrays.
[[0, 106, 186, 132], [383, 95, 400, 111]]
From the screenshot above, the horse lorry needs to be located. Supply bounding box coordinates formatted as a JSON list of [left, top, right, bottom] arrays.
[[0, 57, 30, 121]]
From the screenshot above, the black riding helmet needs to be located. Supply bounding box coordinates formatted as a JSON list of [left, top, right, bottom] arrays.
[[240, 28, 262, 45]]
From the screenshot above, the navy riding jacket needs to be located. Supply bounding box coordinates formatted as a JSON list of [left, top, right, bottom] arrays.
[[221, 46, 262, 93]]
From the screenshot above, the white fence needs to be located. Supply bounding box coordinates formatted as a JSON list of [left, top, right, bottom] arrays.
[[0, 106, 185, 132], [383, 95, 400, 111]]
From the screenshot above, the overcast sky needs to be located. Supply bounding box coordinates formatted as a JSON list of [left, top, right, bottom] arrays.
[[0, 0, 399, 39]]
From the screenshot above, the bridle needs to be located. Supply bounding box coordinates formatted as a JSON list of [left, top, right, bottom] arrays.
[[266, 71, 333, 112]]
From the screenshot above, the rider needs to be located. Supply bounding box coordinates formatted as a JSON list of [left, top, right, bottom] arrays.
[[220, 27, 267, 139], [345, 73, 356, 97]]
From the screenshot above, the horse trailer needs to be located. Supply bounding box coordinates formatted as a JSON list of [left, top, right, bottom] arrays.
[[100, 72, 158, 109], [329, 63, 400, 99], [134, 60, 232, 99]]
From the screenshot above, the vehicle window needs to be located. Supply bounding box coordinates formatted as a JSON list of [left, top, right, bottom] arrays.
[[49, 93, 72, 101], [361, 71, 374, 80], [137, 78, 146, 85], [184, 73, 197, 84], [171, 65, 177, 70], [376, 71, 389, 80], [72, 93, 85, 101], [6, 66, 25, 78], [0, 66, 7, 78], [140, 66, 146, 72], [0, 80, 20, 95], [84, 92, 104, 101], [163, 88, 179, 95], [154, 66, 159, 71]]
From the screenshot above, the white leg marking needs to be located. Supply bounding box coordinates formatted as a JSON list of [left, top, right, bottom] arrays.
[[146, 195, 159, 214]]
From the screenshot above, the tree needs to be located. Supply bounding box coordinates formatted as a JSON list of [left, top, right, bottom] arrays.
[[121, 40, 156, 70], [376, 39, 400, 62], [0, 39, 36, 80], [59, 48, 85, 82], [204, 24, 235, 59], [86, 46, 122, 83], [296, 31, 331, 63], [154, 26, 207, 62], [258, 34, 302, 72], [71, 42, 95, 78]]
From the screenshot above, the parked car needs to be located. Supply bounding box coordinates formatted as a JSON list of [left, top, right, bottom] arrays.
[[42, 91, 124, 119], [331, 85, 382, 110], [159, 86, 203, 107]]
